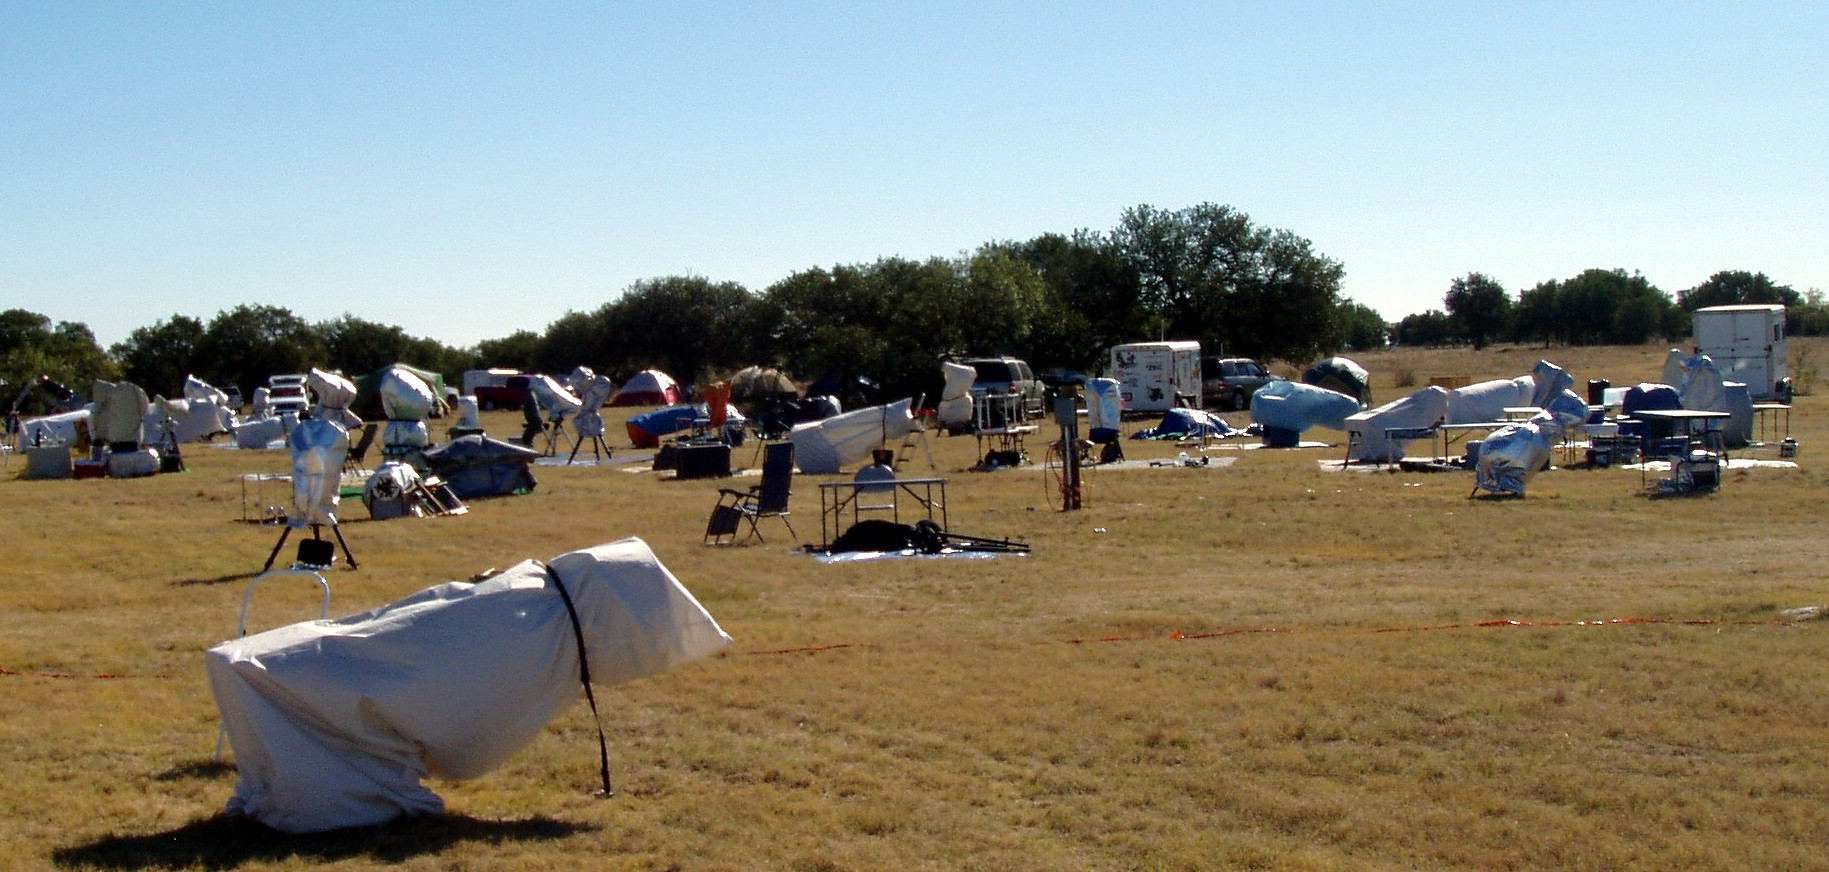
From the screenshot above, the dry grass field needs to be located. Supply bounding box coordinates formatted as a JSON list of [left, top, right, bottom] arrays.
[[5, 341, 1828, 871]]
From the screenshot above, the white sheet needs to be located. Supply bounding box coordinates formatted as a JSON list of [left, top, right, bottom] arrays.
[[206, 537, 730, 833]]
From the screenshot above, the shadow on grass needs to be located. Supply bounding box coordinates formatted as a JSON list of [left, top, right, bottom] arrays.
[[151, 759, 235, 781], [53, 812, 593, 870], [172, 572, 259, 588]]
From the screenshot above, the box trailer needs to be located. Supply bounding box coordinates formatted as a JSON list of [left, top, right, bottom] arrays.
[[1108, 341, 1202, 413], [1693, 305, 1789, 401]]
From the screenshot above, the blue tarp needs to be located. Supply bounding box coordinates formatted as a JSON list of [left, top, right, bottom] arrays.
[[1251, 380, 1363, 433], [1130, 408, 1235, 440]]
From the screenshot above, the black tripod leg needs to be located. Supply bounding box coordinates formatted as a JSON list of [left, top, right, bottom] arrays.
[[331, 522, 358, 569], [262, 526, 292, 572]]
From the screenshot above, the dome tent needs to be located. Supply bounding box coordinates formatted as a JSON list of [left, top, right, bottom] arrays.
[[610, 369, 682, 407]]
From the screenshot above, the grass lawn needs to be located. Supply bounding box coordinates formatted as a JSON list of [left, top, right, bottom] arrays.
[[6, 342, 1828, 871]]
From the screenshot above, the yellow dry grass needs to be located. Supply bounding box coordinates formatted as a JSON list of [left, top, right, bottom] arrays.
[[5, 341, 1828, 871]]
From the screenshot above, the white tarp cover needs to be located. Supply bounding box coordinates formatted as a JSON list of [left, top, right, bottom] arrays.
[[528, 374, 585, 416], [287, 417, 348, 528], [234, 416, 284, 450], [1345, 386, 1450, 462], [91, 379, 150, 445], [309, 368, 362, 430], [1662, 349, 1691, 390], [142, 397, 231, 445], [183, 375, 229, 406], [380, 367, 435, 449], [937, 362, 976, 429], [1528, 359, 1575, 409], [19, 408, 88, 447], [1250, 380, 1362, 433], [790, 398, 916, 474], [1085, 377, 1122, 436], [206, 537, 731, 833], [1445, 377, 1532, 425], [1474, 421, 1552, 496], [572, 374, 617, 438]]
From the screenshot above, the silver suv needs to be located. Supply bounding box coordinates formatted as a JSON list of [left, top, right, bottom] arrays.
[[1202, 357, 1283, 411], [962, 357, 1044, 420]]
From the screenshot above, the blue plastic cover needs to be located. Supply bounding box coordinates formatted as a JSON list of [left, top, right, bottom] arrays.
[[1251, 380, 1362, 433], [1130, 408, 1233, 440]]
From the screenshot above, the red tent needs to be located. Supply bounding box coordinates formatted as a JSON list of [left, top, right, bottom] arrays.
[[609, 369, 682, 407]]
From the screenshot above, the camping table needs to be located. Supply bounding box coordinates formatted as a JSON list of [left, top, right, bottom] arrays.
[[1630, 409, 1731, 490], [1752, 403, 1792, 448], [818, 477, 948, 550]]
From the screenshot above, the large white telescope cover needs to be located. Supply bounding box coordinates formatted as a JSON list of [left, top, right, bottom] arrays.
[[206, 537, 731, 833], [528, 374, 585, 416], [287, 417, 348, 528], [378, 367, 435, 422], [183, 375, 229, 406], [309, 368, 362, 430], [937, 362, 976, 428], [790, 397, 916, 474]]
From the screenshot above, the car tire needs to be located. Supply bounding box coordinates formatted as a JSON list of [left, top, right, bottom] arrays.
[[481, 398, 496, 411], [1232, 389, 1248, 411]]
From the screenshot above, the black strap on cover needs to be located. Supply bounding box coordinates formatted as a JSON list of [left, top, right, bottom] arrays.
[[545, 562, 614, 797]]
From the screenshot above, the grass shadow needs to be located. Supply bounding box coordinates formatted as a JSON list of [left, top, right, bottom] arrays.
[[151, 759, 235, 781], [52, 812, 594, 870], [172, 572, 260, 588]]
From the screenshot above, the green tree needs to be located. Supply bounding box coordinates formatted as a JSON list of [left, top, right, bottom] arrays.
[[594, 276, 762, 386], [1444, 273, 1511, 349], [1109, 203, 1347, 362], [194, 305, 323, 399], [112, 315, 206, 396], [1394, 309, 1455, 346], [0, 310, 119, 413], [474, 330, 543, 371], [1008, 231, 1145, 371], [1677, 270, 1800, 311], [1336, 302, 1390, 351]]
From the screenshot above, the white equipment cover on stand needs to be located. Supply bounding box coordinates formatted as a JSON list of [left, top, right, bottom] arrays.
[[1474, 421, 1552, 496], [790, 397, 916, 474], [380, 368, 435, 450], [936, 362, 976, 430], [92, 379, 150, 445], [309, 368, 362, 430], [1345, 386, 1449, 462], [1446, 377, 1532, 425], [1085, 377, 1123, 435], [183, 375, 230, 406], [287, 417, 349, 528], [206, 537, 731, 833]]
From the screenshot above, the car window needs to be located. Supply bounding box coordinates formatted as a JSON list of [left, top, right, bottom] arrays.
[[1221, 361, 1239, 377], [1243, 362, 1263, 377], [971, 362, 1014, 382]]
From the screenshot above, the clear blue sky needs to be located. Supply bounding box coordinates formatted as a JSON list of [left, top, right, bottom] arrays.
[[4, 3, 1824, 350]]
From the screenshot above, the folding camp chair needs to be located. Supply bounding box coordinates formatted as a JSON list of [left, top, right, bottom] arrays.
[[706, 441, 797, 545], [343, 422, 379, 474]]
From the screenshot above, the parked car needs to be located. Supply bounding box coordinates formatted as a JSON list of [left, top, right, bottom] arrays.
[[961, 356, 1045, 420], [1202, 357, 1283, 411], [267, 373, 310, 417]]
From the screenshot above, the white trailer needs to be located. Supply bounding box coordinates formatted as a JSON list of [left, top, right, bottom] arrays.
[[1108, 341, 1201, 413], [1693, 305, 1789, 400]]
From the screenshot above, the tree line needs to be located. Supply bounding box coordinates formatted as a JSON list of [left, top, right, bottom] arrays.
[[8, 203, 1378, 412], [1396, 269, 1829, 349], [4, 200, 1819, 416]]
